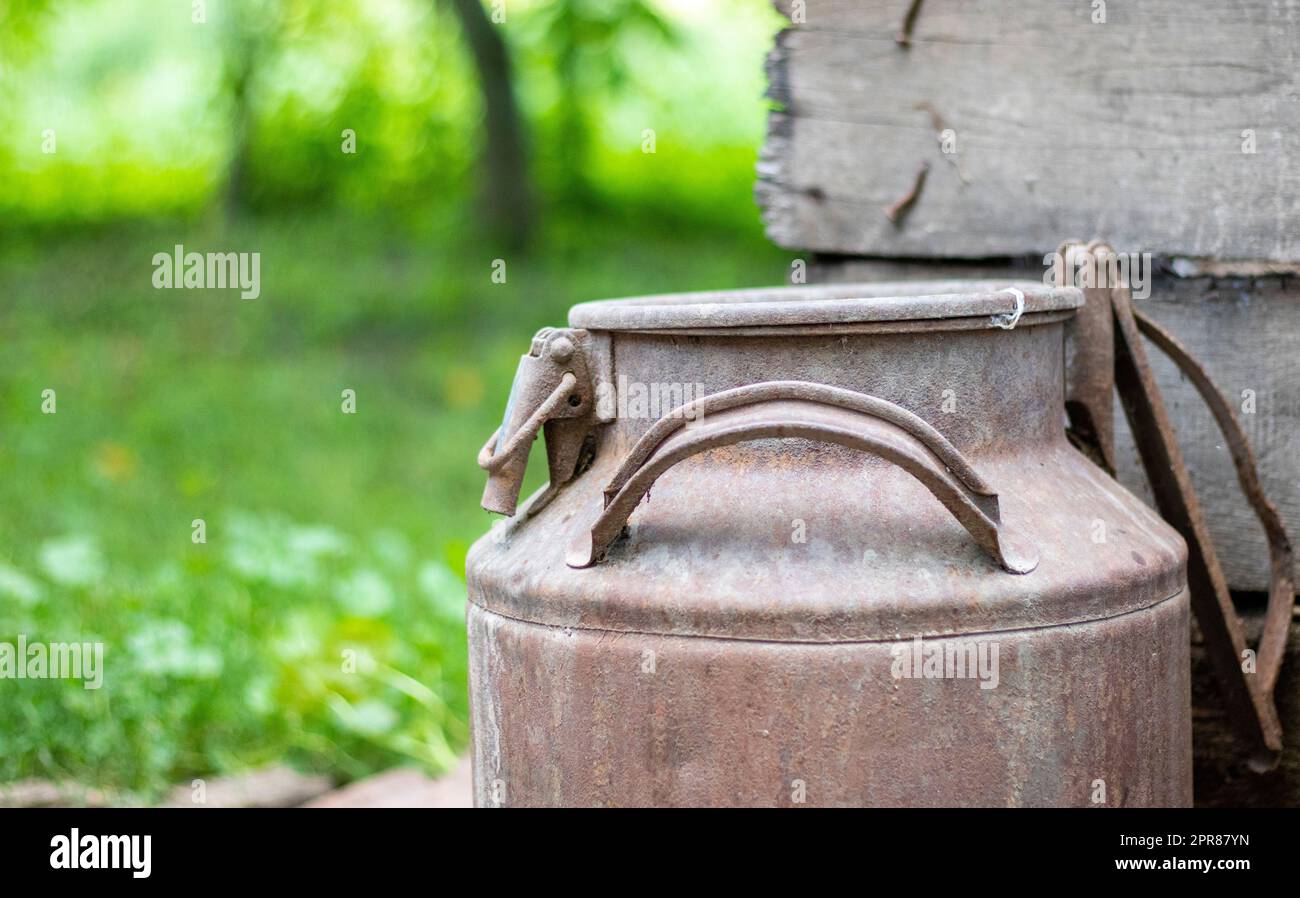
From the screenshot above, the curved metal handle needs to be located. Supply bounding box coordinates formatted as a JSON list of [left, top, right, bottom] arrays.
[[1134, 308, 1295, 698], [566, 381, 1037, 574]]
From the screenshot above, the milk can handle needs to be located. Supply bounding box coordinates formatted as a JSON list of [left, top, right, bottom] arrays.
[[566, 381, 1037, 574]]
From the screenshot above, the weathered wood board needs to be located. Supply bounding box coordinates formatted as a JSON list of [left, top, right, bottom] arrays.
[[810, 258, 1300, 593], [758, 0, 1300, 260]]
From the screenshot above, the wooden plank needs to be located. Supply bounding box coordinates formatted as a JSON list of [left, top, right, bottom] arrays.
[[808, 257, 1300, 593], [758, 0, 1300, 260]]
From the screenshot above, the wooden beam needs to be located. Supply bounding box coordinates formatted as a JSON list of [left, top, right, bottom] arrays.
[[758, 0, 1300, 260]]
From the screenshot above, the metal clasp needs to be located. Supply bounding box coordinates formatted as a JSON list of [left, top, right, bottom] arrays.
[[478, 328, 601, 516]]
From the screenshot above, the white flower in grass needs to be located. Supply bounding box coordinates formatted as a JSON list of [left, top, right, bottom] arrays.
[[0, 563, 43, 605], [335, 568, 394, 617], [244, 676, 275, 716], [226, 513, 330, 587], [38, 536, 105, 587], [287, 525, 348, 558], [128, 619, 222, 679], [269, 611, 324, 662], [418, 561, 466, 622], [331, 697, 399, 737], [371, 530, 411, 568]]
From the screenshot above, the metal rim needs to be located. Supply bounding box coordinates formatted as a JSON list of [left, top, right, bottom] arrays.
[[568, 280, 1083, 332]]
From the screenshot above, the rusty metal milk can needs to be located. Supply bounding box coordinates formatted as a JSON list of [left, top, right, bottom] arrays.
[[466, 281, 1192, 807]]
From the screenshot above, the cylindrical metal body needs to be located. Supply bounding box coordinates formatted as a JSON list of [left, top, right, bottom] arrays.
[[467, 281, 1191, 807]]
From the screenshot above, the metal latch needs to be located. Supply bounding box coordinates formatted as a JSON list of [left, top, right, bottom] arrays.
[[477, 327, 602, 516]]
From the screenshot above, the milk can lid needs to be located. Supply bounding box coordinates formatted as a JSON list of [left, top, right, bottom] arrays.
[[569, 279, 1081, 332]]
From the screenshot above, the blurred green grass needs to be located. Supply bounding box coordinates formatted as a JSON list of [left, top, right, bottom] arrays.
[[0, 0, 789, 799], [0, 207, 790, 798]]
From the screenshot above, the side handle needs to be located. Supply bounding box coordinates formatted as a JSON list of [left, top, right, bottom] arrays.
[[566, 381, 1037, 574]]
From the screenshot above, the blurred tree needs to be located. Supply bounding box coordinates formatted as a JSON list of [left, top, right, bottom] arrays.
[[0, 0, 57, 176], [529, 0, 677, 203], [0, 0, 58, 54], [446, 0, 532, 248], [219, 0, 287, 221]]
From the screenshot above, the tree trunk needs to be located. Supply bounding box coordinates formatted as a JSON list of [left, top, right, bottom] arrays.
[[223, 68, 253, 223], [447, 0, 533, 248]]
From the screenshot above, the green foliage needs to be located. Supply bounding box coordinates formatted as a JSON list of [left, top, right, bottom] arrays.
[[513, 0, 679, 196], [0, 0, 783, 229], [0, 0, 789, 796], [0, 209, 791, 797]]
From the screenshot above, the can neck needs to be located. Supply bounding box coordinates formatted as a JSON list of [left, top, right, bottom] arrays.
[[598, 323, 1067, 456]]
